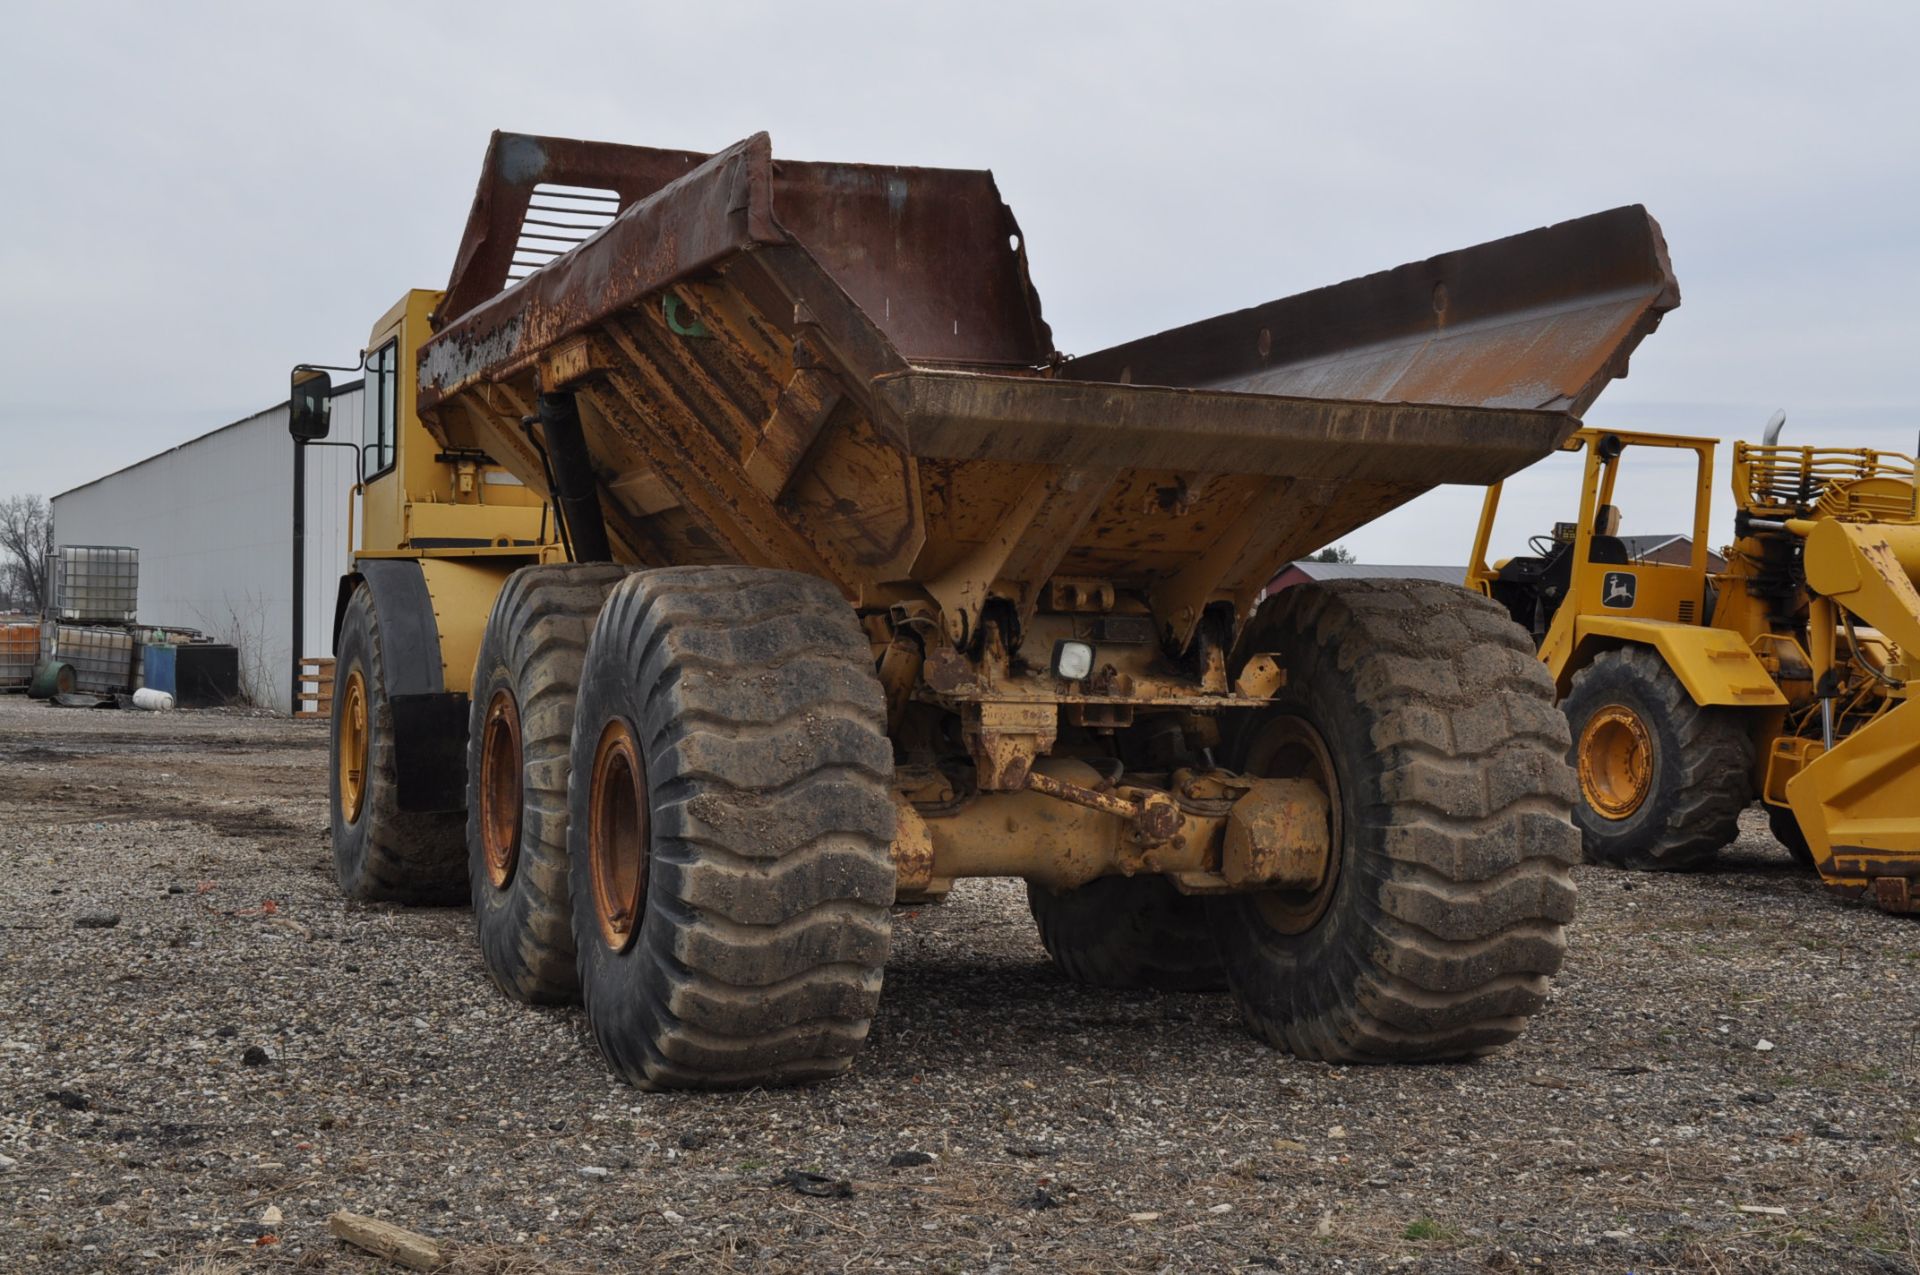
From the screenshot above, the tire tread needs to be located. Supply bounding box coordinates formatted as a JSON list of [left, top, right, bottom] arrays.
[[571, 567, 893, 1090], [1216, 579, 1579, 1062], [468, 563, 631, 1004]]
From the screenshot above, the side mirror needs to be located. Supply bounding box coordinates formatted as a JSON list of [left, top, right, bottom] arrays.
[[290, 367, 332, 442]]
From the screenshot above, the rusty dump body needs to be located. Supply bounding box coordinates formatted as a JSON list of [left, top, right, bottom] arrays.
[[418, 131, 1677, 664]]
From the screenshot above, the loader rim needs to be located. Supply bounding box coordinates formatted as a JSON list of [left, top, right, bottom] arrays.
[[1243, 715, 1342, 935], [478, 689, 524, 890], [1579, 704, 1653, 819], [338, 669, 369, 825], [588, 717, 649, 953]]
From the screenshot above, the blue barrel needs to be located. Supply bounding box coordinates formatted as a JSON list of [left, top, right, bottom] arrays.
[[142, 643, 177, 695]]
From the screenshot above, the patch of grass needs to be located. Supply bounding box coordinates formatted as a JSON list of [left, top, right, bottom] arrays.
[[1821, 1216, 1899, 1252], [1403, 1218, 1458, 1242], [1804, 1061, 1895, 1091]]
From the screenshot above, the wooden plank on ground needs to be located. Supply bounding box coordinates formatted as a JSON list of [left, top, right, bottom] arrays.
[[327, 1211, 447, 1269]]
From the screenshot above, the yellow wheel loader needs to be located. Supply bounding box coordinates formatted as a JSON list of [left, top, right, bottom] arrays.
[[289, 129, 1682, 1089], [1468, 421, 1920, 910]]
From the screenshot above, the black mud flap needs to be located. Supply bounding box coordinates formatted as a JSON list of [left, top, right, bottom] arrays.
[[339, 560, 469, 814], [391, 691, 471, 813]]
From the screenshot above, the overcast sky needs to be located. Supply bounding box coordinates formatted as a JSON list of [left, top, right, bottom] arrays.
[[3, 2, 1916, 565]]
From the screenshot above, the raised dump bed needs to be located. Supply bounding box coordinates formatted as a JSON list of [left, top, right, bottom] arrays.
[[308, 131, 1680, 1090], [419, 134, 1676, 652]]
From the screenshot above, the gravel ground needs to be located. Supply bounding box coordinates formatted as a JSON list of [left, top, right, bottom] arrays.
[[2, 694, 1917, 1274]]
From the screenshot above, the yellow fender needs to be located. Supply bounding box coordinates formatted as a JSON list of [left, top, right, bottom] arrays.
[[1567, 617, 1787, 707], [416, 556, 521, 695]]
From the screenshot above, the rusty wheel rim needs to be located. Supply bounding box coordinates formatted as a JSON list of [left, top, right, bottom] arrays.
[[1245, 715, 1342, 935], [479, 689, 524, 890], [1580, 704, 1653, 819], [588, 717, 649, 952], [338, 668, 369, 825]]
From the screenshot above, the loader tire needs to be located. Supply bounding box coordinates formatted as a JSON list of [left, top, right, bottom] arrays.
[[330, 583, 465, 904], [1026, 877, 1228, 992], [1208, 580, 1580, 1062], [1563, 647, 1752, 870], [567, 567, 896, 1090], [467, 563, 633, 1005], [1767, 804, 1814, 870]]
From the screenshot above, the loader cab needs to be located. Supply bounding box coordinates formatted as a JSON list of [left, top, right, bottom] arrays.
[[1477, 503, 1632, 637], [1468, 428, 1719, 686]]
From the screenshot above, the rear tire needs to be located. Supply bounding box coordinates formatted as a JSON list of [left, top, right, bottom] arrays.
[[467, 563, 632, 1005], [1563, 647, 1752, 870], [1027, 877, 1227, 992], [330, 583, 465, 904], [567, 567, 897, 1090], [1209, 580, 1581, 1062]]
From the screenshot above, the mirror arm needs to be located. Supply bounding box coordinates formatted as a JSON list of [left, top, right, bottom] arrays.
[[296, 354, 369, 374], [297, 439, 364, 469]]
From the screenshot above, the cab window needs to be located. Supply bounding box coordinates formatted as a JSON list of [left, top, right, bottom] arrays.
[[362, 340, 397, 480]]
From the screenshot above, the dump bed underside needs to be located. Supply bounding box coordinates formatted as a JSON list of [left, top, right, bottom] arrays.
[[418, 131, 1677, 643]]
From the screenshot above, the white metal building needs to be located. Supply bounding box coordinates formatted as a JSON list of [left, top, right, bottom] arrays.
[[51, 384, 363, 712]]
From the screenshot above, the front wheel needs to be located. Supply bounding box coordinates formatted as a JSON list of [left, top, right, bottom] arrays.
[[330, 583, 464, 903], [1208, 580, 1581, 1062], [1562, 647, 1752, 870]]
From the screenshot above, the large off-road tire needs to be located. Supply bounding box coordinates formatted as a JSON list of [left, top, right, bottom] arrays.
[[467, 563, 632, 1005], [1026, 877, 1228, 992], [1207, 579, 1581, 1062], [330, 583, 465, 904], [1767, 803, 1815, 870], [566, 567, 896, 1090], [1562, 646, 1752, 870]]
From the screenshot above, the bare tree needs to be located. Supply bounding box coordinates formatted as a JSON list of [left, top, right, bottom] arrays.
[[0, 495, 53, 613]]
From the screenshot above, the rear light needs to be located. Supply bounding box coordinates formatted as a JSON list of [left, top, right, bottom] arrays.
[[1052, 640, 1095, 681]]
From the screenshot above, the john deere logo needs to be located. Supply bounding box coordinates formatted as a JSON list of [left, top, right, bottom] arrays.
[[1602, 571, 1637, 609]]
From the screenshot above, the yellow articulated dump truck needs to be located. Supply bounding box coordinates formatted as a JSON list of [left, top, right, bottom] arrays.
[[290, 130, 1679, 1089], [1468, 421, 1920, 910]]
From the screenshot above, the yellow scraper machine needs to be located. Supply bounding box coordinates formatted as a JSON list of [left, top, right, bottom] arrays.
[[1470, 419, 1919, 911], [290, 129, 1680, 1088]]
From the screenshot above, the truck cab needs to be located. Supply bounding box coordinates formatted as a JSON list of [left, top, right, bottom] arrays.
[[288, 290, 567, 891], [315, 290, 556, 563]]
